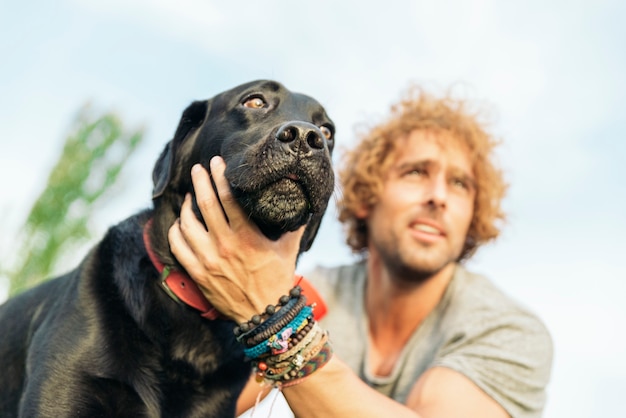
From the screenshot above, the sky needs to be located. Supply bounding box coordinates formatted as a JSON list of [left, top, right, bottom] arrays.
[[1, 1, 625, 416]]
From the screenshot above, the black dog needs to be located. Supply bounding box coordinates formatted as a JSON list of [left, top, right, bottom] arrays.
[[0, 80, 335, 417]]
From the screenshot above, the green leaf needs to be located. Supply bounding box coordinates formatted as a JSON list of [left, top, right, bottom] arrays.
[[7, 105, 144, 296]]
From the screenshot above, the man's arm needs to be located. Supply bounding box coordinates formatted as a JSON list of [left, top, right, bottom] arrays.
[[171, 158, 509, 417], [405, 367, 509, 417], [236, 357, 508, 417]]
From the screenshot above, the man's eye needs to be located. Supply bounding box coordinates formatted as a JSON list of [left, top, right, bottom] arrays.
[[452, 180, 467, 189], [243, 97, 266, 109], [451, 178, 469, 190], [407, 169, 426, 176]]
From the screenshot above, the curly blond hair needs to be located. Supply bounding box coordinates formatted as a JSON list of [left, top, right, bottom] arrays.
[[338, 85, 508, 261]]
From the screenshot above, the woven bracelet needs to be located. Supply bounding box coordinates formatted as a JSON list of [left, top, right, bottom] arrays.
[[261, 335, 332, 387], [233, 285, 304, 339], [279, 341, 334, 388], [258, 330, 327, 379], [242, 296, 308, 347], [268, 322, 320, 364], [264, 324, 323, 368], [243, 306, 313, 359]]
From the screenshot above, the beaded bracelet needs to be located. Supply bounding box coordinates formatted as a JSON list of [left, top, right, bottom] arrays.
[[233, 286, 305, 341], [264, 324, 323, 368], [257, 330, 325, 378], [254, 335, 324, 382], [243, 306, 313, 359], [241, 296, 308, 347], [256, 333, 332, 386], [235, 283, 333, 389], [269, 322, 320, 363], [267, 317, 311, 356]]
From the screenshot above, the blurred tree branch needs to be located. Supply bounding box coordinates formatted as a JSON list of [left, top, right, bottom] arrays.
[[3, 105, 144, 296]]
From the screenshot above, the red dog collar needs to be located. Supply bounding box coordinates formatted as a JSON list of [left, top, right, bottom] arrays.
[[143, 219, 221, 319], [142, 219, 327, 321]]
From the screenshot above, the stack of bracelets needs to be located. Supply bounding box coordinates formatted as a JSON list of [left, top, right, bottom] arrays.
[[233, 285, 333, 388]]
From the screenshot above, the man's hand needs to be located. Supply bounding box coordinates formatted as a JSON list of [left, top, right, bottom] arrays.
[[168, 156, 304, 323]]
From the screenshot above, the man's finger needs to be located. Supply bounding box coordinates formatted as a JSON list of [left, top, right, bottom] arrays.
[[208, 156, 251, 232], [190, 162, 230, 237], [178, 193, 215, 259], [168, 218, 207, 280]]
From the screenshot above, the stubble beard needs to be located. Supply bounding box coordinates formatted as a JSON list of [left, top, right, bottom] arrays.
[[376, 237, 459, 287]]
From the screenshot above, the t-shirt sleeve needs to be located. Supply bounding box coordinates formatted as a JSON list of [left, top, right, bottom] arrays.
[[433, 310, 553, 418]]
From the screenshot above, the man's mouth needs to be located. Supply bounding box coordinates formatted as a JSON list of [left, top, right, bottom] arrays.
[[413, 223, 443, 235], [411, 218, 446, 237]]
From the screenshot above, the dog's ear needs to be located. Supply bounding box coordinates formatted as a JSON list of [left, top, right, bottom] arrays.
[[152, 100, 210, 199]]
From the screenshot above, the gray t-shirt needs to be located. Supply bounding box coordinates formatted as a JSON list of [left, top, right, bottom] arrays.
[[307, 261, 553, 418]]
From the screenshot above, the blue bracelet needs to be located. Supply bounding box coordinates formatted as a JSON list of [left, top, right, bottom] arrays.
[[244, 306, 313, 359]]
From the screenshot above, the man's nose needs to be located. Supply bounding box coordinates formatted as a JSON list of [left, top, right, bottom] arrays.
[[425, 175, 447, 208]]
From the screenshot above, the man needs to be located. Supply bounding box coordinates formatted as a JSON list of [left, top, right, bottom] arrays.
[[169, 85, 553, 417]]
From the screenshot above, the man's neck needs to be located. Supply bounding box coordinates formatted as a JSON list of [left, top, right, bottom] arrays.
[[364, 255, 456, 376]]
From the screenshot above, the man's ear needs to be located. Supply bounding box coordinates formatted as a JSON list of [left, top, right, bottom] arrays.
[[152, 100, 210, 199], [354, 205, 369, 220]]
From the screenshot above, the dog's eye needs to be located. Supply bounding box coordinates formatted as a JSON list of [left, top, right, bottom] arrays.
[[243, 96, 267, 109], [320, 125, 333, 140]]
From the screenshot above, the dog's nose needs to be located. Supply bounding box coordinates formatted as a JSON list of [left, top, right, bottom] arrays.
[[276, 121, 325, 152]]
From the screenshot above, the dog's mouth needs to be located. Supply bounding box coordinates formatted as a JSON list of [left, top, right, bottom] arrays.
[[256, 176, 309, 219], [228, 158, 332, 241], [230, 172, 313, 240]]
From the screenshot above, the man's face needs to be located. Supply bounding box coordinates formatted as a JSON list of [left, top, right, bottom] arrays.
[[363, 130, 475, 280]]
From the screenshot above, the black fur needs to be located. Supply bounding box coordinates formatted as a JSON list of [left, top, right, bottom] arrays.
[[0, 80, 335, 417]]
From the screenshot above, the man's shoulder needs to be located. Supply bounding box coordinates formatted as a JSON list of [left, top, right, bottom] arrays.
[[453, 265, 534, 315], [436, 266, 554, 417], [447, 264, 553, 353]]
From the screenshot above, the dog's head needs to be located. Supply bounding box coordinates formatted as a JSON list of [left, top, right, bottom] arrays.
[[151, 80, 335, 256]]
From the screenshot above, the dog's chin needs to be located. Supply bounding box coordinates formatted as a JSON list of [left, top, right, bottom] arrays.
[[234, 178, 312, 241]]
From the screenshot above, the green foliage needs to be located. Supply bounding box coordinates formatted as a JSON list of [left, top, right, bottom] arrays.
[[5, 106, 144, 296]]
